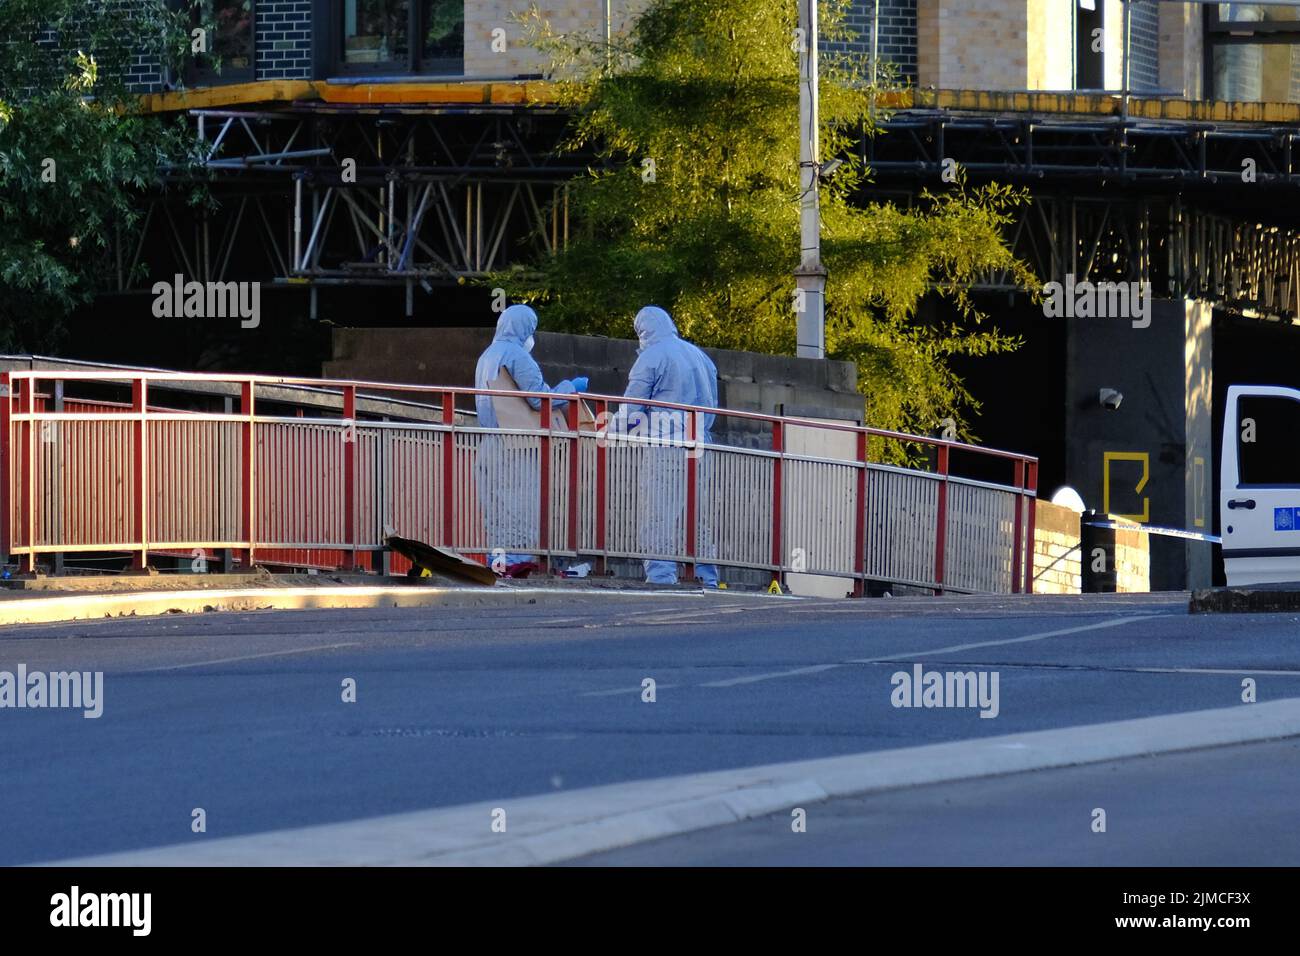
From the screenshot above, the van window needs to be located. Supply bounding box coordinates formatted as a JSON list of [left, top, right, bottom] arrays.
[[1238, 395, 1300, 486]]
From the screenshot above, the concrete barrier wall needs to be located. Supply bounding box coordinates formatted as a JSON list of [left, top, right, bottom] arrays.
[[1031, 502, 1151, 594], [1033, 500, 1082, 594], [325, 327, 864, 448], [1114, 522, 1152, 594]]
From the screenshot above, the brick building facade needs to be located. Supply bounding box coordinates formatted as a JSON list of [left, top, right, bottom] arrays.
[[98, 2, 1300, 105], [256, 0, 314, 80], [824, 0, 919, 81]]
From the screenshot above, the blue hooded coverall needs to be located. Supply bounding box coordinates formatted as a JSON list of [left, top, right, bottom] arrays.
[[474, 305, 580, 568], [621, 306, 720, 586]]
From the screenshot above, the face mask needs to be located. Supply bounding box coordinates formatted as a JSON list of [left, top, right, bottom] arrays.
[[524, 336, 535, 353]]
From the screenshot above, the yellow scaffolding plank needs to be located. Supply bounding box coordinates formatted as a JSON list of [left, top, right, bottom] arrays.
[[137, 79, 1300, 125], [885, 88, 1300, 124], [138, 79, 319, 112], [137, 79, 556, 113]]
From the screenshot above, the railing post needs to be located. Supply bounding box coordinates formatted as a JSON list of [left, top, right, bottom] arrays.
[[343, 385, 357, 571], [441, 392, 455, 551], [51, 381, 64, 576], [220, 395, 235, 572], [539, 396, 552, 574], [1024, 460, 1039, 594], [770, 419, 783, 590], [934, 443, 949, 595], [377, 415, 392, 576], [240, 380, 256, 569], [594, 398, 608, 577], [131, 377, 148, 570], [18, 378, 34, 573], [567, 394, 580, 562], [684, 409, 697, 581], [853, 429, 867, 598], [0, 373, 10, 568], [1011, 458, 1025, 594]]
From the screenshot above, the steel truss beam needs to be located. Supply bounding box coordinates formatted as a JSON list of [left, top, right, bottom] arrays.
[[863, 107, 1300, 320], [123, 102, 1300, 321], [939, 194, 1299, 320], [119, 105, 599, 307], [867, 109, 1300, 184]]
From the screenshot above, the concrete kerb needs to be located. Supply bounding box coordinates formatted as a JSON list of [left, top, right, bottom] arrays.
[[44, 697, 1300, 867], [0, 581, 784, 628], [1191, 584, 1300, 614]]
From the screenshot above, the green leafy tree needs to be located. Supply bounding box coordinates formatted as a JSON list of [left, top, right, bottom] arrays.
[[0, 0, 209, 352], [497, 0, 1036, 444]]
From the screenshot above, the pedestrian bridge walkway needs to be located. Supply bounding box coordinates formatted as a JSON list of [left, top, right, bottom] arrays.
[[0, 366, 1037, 596]]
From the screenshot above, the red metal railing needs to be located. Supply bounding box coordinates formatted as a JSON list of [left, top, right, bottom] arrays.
[[0, 370, 1039, 594]]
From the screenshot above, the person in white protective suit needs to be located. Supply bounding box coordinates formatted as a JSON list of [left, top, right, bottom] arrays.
[[474, 304, 588, 576], [619, 306, 720, 587]]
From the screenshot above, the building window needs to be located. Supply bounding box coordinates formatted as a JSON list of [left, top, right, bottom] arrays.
[[192, 0, 255, 85], [1207, 3, 1300, 102], [1075, 0, 1104, 90], [338, 0, 463, 75]]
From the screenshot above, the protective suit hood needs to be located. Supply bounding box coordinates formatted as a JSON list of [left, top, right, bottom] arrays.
[[634, 306, 677, 348], [494, 304, 539, 345]]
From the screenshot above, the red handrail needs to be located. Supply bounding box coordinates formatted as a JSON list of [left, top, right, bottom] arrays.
[[1, 369, 1038, 593]]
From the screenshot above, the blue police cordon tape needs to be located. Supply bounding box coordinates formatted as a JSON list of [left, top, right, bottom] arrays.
[[1083, 520, 1222, 545]]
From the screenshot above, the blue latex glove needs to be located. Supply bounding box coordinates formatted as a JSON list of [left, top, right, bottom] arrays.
[[571, 376, 589, 393]]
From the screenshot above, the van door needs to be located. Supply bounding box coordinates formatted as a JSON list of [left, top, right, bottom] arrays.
[[1220, 385, 1300, 586]]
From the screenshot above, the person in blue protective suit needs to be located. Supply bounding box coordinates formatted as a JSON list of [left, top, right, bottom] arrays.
[[474, 304, 588, 576], [620, 305, 720, 587]]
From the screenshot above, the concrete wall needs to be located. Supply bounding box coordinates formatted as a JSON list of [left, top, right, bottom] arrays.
[[324, 327, 863, 446], [106, 1, 1201, 95], [1113, 520, 1152, 593], [1064, 297, 1214, 590], [1032, 499, 1082, 593], [1159, 2, 1205, 99], [1081, 514, 1152, 592], [1183, 298, 1214, 589], [1032, 501, 1151, 594], [918, 0, 1035, 90], [464, 0, 649, 78], [1101, 0, 1126, 91], [914, 0, 1169, 93], [1027, 0, 1075, 90], [915, 0, 1078, 91]]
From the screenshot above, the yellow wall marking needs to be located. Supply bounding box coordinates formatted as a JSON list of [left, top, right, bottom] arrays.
[[1103, 451, 1150, 522]]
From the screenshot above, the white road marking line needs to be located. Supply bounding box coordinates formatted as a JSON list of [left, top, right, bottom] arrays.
[[625, 610, 750, 626], [681, 616, 1159, 691], [849, 615, 1162, 663], [581, 684, 680, 698], [790, 607, 889, 613], [699, 663, 842, 688], [579, 614, 1167, 696], [138, 642, 361, 672]]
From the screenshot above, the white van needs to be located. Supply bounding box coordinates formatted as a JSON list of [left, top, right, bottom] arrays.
[[1220, 385, 1300, 586]]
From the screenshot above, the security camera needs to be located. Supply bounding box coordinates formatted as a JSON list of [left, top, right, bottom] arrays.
[[1099, 388, 1123, 411]]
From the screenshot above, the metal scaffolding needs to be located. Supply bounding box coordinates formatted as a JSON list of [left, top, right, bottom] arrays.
[[863, 107, 1300, 320], [120, 102, 599, 316], [116, 86, 1300, 323]]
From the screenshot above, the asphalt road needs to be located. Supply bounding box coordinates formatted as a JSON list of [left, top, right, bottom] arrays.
[[2, 588, 1298, 865]]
